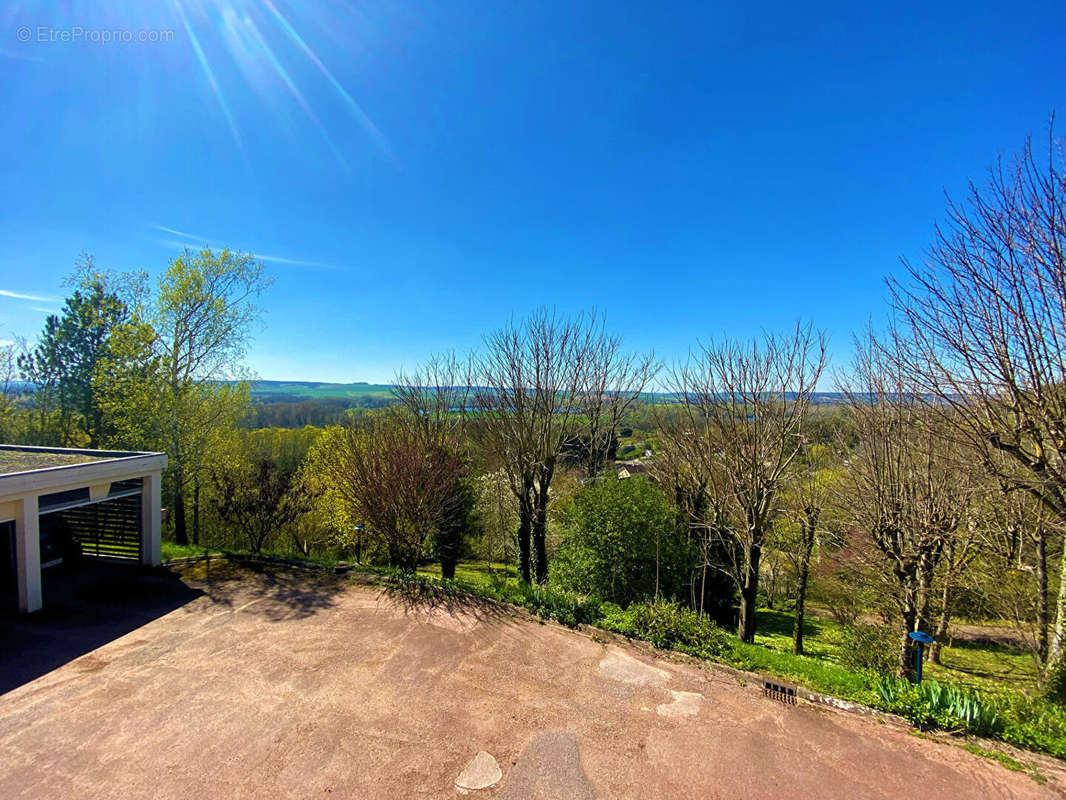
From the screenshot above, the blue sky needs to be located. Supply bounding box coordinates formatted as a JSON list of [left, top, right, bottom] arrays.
[[1, 1, 1063, 383]]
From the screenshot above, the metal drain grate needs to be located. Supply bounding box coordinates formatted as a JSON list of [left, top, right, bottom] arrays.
[[763, 681, 797, 705]]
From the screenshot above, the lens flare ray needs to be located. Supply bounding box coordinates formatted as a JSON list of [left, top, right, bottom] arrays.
[[262, 0, 392, 161], [224, 10, 349, 170], [170, 0, 244, 153]]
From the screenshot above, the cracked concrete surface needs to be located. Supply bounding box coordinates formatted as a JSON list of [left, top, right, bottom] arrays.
[[656, 690, 703, 718]]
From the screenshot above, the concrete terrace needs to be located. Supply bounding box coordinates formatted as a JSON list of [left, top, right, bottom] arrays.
[[0, 561, 1060, 800]]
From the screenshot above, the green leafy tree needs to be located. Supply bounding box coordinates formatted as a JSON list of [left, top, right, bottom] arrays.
[[18, 279, 128, 446], [155, 247, 268, 545], [92, 317, 165, 446], [209, 434, 310, 553], [554, 476, 691, 607]]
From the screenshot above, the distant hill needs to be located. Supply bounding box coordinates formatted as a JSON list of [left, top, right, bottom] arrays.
[[248, 381, 396, 402], [247, 380, 851, 406]]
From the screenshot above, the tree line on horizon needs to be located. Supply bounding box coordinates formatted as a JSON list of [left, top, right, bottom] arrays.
[[2, 126, 1066, 697]]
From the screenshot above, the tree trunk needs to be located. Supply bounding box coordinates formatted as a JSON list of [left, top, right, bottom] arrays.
[[737, 542, 761, 643], [929, 582, 952, 664], [1036, 531, 1050, 668], [792, 525, 815, 656], [517, 500, 532, 584], [532, 466, 552, 585], [173, 484, 188, 546], [438, 526, 460, 580], [1043, 538, 1066, 697], [440, 557, 457, 580], [765, 563, 776, 610], [915, 556, 935, 636], [532, 499, 549, 585], [898, 584, 919, 681], [192, 481, 201, 547]]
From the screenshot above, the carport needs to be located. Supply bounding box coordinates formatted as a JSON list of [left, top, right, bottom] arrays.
[[0, 445, 167, 613]]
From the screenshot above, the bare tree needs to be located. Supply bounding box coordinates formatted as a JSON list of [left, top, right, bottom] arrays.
[[927, 508, 981, 664], [304, 409, 466, 571], [392, 353, 475, 578], [653, 411, 740, 622], [0, 338, 25, 442], [889, 122, 1066, 688], [979, 489, 1061, 676], [779, 442, 841, 655], [393, 352, 471, 449], [471, 309, 614, 584], [210, 451, 308, 553], [665, 322, 827, 643], [572, 339, 657, 477], [838, 335, 975, 678]]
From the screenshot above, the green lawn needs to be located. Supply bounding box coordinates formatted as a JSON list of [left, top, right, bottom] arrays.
[[161, 541, 216, 561], [752, 606, 1040, 694], [417, 560, 518, 588]]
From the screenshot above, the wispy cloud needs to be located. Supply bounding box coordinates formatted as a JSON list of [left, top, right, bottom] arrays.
[[30, 306, 60, 314], [0, 289, 56, 302], [154, 226, 336, 270], [153, 224, 209, 242], [257, 252, 333, 268]]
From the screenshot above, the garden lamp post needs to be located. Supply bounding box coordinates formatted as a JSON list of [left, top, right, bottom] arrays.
[[353, 524, 365, 564], [908, 630, 934, 684]]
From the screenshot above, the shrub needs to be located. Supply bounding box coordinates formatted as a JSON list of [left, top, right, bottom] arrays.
[[993, 693, 1066, 759], [514, 584, 603, 627], [600, 599, 735, 660], [837, 623, 899, 675]]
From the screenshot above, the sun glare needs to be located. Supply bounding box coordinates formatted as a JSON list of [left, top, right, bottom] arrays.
[[25, 0, 395, 165]]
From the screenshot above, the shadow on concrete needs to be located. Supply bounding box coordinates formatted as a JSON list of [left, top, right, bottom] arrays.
[[380, 575, 508, 625], [184, 558, 346, 622], [0, 562, 203, 695]]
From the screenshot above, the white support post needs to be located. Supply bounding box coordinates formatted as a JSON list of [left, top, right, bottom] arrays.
[[15, 495, 41, 613], [140, 471, 162, 566]]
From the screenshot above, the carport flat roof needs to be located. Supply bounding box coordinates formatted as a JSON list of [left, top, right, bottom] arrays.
[[0, 445, 167, 503], [0, 448, 111, 475], [0, 445, 159, 477]]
